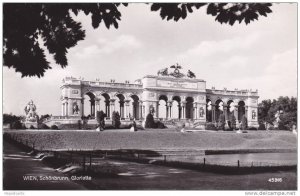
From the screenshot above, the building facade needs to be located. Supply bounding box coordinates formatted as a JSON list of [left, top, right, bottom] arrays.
[[54, 67, 259, 128]]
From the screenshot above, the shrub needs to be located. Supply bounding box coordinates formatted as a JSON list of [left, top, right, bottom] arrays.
[[145, 113, 155, 128], [248, 127, 257, 130], [11, 121, 23, 129], [240, 115, 248, 130], [29, 125, 36, 129], [112, 111, 121, 129], [51, 125, 59, 130], [39, 123, 49, 129], [156, 121, 166, 129], [258, 123, 266, 130], [217, 113, 225, 131], [205, 122, 217, 131]]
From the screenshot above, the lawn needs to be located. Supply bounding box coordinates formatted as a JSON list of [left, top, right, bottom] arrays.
[[4, 129, 297, 151]]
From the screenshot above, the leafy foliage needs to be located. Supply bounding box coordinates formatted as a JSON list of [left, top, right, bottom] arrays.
[[4, 3, 272, 77], [51, 125, 59, 130], [3, 113, 22, 124], [240, 114, 248, 130], [217, 113, 225, 130], [3, 3, 127, 77], [145, 113, 155, 128], [227, 113, 236, 130], [258, 96, 297, 130], [151, 3, 272, 25], [112, 111, 121, 129]]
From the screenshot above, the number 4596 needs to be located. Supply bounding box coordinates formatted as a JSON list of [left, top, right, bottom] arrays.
[[268, 178, 282, 182]]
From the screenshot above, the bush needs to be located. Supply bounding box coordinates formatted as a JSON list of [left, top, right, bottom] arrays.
[[217, 114, 225, 131], [29, 125, 35, 129], [156, 121, 166, 129], [112, 111, 121, 129], [248, 127, 257, 130], [227, 113, 236, 130], [258, 123, 266, 130], [145, 113, 155, 128], [240, 115, 248, 130], [39, 123, 49, 129], [11, 121, 23, 129], [96, 111, 106, 131], [51, 125, 59, 130], [205, 122, 217, 131]]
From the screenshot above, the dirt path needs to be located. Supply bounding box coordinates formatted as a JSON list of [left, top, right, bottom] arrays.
[[3, 140, 86, 190]]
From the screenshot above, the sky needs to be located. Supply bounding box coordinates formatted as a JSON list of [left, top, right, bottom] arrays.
[[3, 3, 297, 116]]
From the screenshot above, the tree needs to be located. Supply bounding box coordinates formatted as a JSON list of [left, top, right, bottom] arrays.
[[258, 96, 297, 130], [3, 113, 21, 124], [145, 113, 155, 128], [3, 3, 273, 77], [96, 110, 106, 130], [217, 113, 225, 131], [112, 111, 121, 129], [240, 114, 248, 130]]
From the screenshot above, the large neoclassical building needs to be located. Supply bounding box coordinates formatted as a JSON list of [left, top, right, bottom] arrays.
[[47, 66, 259, 128]]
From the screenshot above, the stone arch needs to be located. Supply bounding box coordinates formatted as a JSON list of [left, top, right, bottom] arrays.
[[115, 93, 125, 119], [215, 99, 224, 122], [99, 93, 110, 117], [129, 94, 140, 119], [186, 97, 194, 119], [238, 100, 246, 122], [83, 91, 96, 118], [206, 98, 212, 122], [172, 96, 181, 119], [158, 95, 168, 119]]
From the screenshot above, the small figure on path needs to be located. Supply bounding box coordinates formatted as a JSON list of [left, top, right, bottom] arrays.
[[130, 118, 137, 132]]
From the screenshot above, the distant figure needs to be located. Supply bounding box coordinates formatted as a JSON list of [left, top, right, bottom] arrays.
[[180, 123, 185, 133], [130, 118, 137, 132]]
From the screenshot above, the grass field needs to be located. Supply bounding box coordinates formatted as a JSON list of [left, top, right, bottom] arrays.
[[4, 129, 297, 151]]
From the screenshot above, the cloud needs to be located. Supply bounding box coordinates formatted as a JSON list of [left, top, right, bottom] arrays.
[[226, 48, 297, 100], [178, 32, 261, 60], [76, 35, 142, 59]]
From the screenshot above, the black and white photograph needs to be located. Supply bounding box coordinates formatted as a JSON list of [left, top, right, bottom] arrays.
[[2, 2, 298, 194]]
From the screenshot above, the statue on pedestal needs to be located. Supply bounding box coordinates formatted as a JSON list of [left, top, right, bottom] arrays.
[[24, 100, 38, 122]]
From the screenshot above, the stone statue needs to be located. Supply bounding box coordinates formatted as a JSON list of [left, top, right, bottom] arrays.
[[24, 100, 38, 122], [157, 68, 169, 76], [73, 102, 80, 114], [169, 64, 185, 78], [187, 70, 196, 78]]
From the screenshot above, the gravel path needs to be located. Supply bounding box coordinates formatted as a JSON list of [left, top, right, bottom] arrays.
[[3, 140, 86, 190]]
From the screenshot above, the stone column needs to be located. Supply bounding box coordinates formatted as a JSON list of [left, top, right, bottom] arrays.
[[105, 100, 109, 117], [181, 101, 186, 119], [90, 99, 95, 117], [224, 105, 228, 121], [166, 103, 169, 119], [156, 101, 159, 119], [193, 103, 197, 120], [168, 101, 172, 119], [234, 105, 239, 124], [212, 104, 216, 122], [61, 103, 64, 116], [139, 101, 143, 119], [66, 101, 69, 116], [80, 99, 84, 117], [95, 99, 100, 117], [109, 99, 115, 119], [124, 100, 130, 119], [178, 104, 181, 119]]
